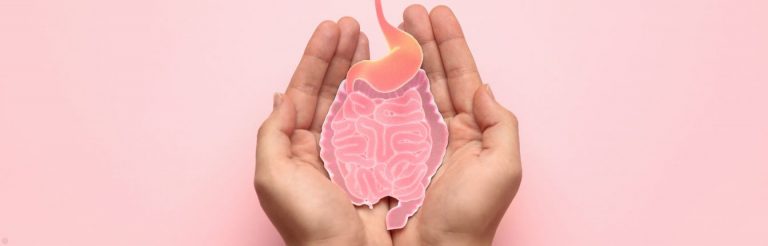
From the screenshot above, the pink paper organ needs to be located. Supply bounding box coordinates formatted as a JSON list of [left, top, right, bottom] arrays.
[[320, 71, 448, 229], [319, 0, 448, 230]]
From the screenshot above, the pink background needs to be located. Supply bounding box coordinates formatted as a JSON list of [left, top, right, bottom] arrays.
[[1, 0, 767, 245]]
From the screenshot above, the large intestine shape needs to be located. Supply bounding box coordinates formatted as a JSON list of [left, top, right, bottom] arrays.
[[320, 70, 448, 230], [319, 0, 448, 230]]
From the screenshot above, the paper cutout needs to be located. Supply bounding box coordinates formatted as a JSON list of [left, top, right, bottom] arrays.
[[345, 0, 423, 93], [319, 0, 448, 230]]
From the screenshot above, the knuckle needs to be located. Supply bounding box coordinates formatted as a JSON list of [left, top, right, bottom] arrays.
[[253, 169, 271, 193], [290, 80, 322, 96], [256, 126, 267, 140], [444, 65, 476, 80], [508, 112, 519, 126], [504, 109, 519, 127], [256, 119, 272, 140], [254, 155, 280, 194]]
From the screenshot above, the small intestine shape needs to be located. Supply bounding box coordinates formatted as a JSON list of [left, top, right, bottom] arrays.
[[332, 87, 430, 203], [320, 70, 448, 230]]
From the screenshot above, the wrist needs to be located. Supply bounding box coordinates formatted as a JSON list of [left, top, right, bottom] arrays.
[[286, 233, 367, 246], [420, 234, 492, 246], [407, 227, 494, 246]]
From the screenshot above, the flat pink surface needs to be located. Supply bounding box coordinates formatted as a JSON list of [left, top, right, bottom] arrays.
[[1, 0, 766, 245]]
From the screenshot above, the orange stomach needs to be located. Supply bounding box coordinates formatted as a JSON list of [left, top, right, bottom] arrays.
[[345, 0, 423, 93]]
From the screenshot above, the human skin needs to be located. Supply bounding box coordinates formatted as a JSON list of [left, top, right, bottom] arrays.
[[254, 5, 521, 246]]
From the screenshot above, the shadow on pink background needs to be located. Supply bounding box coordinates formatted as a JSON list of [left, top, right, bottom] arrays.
[[1, 0, 766, 245]]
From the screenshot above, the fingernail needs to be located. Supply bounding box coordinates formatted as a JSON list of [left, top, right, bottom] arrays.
[[273, 93, 283, 109], [485, 84, 495, 101]]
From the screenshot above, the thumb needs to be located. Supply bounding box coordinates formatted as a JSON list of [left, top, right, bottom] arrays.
[[257, 93, 296, 168], [472, 84, 520, 153]]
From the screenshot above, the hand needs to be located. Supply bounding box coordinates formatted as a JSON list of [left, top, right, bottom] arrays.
[[255, 5, 521, 246], [254, 18, 393, 246], [390, 5, 522, 246]]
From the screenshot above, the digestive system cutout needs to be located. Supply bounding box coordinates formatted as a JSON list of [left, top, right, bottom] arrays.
[[319, 0, 449, 230]]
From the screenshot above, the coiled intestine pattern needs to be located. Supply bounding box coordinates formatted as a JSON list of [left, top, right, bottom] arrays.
[[330, 89, 431, 203]]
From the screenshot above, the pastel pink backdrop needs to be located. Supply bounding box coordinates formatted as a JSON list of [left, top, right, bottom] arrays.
[[1, 0, 766, 245]]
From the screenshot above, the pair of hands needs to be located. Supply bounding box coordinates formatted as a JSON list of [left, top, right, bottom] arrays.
[[255, 5, 521, 246]]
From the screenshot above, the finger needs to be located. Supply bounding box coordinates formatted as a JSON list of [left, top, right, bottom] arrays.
[[356, 198, 390, 238], [430, 6, 482, 115], [310, 17, 360, 133], [404, 4, 456, 118], [472, 84, 519, 156], [398, 22, 404, 30], [256, 93, 297, 173], [351, 32, 370, 64], [285, 20, 340, 130]]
